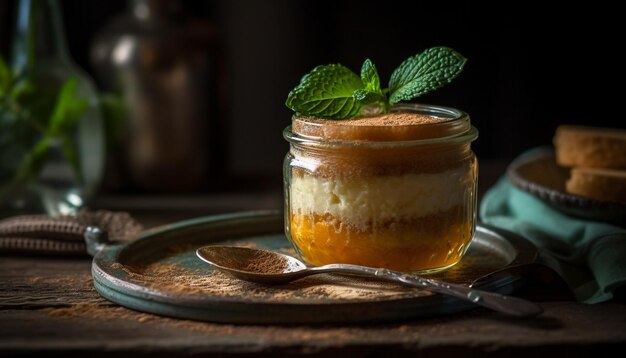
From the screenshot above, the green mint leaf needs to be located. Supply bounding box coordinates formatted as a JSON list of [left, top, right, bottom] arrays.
[[286, 64, 364, 119], [360, 59, 381, 94], [353, 89, 385, 104], [285, 47, 466, 119], [388, 47, 466, 105], [356, 59, 388, 110]]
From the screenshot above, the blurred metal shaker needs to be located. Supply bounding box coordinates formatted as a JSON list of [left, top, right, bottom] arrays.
[[91, 0, 218, 192]]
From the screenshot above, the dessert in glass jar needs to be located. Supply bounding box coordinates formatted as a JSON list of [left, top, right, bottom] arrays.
[[284, 104, 477, 273], [283, 47, 475, 273]]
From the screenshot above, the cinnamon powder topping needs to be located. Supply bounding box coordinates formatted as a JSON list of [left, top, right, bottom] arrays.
[[292, 112, 458, 141], [328, 112, 445, 127]]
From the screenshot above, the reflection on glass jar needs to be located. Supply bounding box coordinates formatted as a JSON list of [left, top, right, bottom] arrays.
[[283, 104, 478, 273]]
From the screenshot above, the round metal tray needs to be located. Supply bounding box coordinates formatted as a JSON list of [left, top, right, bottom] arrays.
[[92, 211, 537, 324]]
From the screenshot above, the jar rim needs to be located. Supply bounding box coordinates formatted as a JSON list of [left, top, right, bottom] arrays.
[[284, 103, 478, 148]]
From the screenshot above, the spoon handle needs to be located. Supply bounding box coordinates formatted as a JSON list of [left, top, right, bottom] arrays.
[[312, 264, 542, 317]]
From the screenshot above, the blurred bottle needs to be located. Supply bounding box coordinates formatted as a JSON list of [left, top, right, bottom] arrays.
[[91, 0, 218, 192], [0, 0, 104, 216]]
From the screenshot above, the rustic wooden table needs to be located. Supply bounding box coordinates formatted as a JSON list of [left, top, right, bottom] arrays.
[[2, 162, 626, 356], [2, 253, 626, 356]]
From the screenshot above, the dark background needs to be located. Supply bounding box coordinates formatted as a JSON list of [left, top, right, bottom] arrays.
[[1, 0, 623, 194]]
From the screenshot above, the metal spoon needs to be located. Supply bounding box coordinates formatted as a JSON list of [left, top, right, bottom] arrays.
[[196, 246, 542, 317]]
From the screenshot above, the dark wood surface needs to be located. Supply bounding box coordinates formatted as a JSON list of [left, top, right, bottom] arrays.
[[2, 161, 626, 356], [2, 254, 626, 357]]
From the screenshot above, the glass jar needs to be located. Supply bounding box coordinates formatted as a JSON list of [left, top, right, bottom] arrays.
[[0, 0, 104, 217], [283, 104, 478, 273]]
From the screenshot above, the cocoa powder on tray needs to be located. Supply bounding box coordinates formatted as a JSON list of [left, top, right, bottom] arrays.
[[110, 255, 429, 302]]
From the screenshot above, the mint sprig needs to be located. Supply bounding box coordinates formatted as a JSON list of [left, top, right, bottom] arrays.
[[360, 59, 381, 95], [389, 47, 466, 105], [285, 64, 364, 119], [354, 59, 387, 110], [286, 46, 466, 119]]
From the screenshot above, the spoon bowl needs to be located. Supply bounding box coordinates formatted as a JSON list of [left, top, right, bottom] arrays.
[[196, 245, 308, 284], [196, 245, 543, 317]]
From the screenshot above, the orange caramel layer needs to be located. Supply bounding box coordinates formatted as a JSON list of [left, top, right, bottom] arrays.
[[288, 208, 473, 273]]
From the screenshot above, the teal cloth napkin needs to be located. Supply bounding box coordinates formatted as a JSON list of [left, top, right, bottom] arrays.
[[480, 176, 626, 303]]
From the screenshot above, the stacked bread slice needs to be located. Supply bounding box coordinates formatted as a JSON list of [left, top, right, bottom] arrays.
[[554, 125, 626, 203]]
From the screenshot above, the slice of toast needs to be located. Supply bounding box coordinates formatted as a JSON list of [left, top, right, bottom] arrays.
[[566, 167, 626, 203], [554, 125, 626, 169]]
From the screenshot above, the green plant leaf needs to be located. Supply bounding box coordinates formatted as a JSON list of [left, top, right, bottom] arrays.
[[13, 137, 50, 184], [1, 65, 92, 190], [99, 93, 126, 150], [45, 78, 88, 182], [284, 47, 467, 119], [356, 59, 387, 109], [286, 64, 364, 119], [0, 57, 12, 98], [48, 78, 88, 136], [353, 89, 385, 104], [10, 78, 36, 104], [360, 59, 381, 94], [388, 47, 466, 105], [60, 133, 82, 184]]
